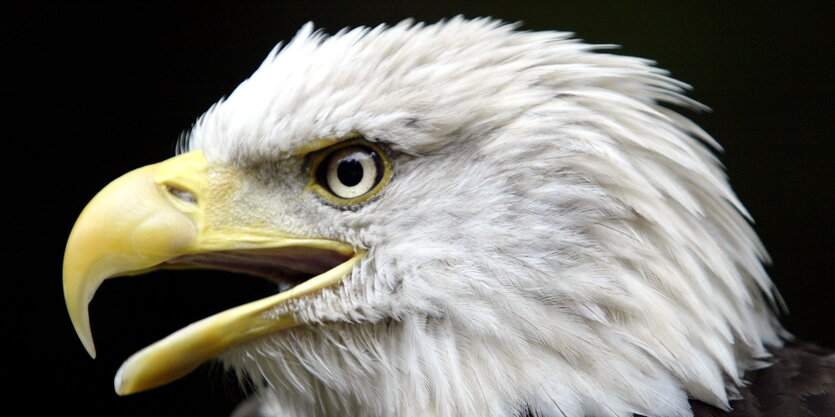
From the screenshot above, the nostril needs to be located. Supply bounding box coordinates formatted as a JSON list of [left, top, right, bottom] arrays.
[[166, 185, 197, 204]]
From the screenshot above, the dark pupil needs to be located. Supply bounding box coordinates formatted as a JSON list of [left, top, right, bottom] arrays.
[[337, 157, 363, 187]]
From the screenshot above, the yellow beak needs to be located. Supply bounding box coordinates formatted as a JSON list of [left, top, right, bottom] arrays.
[[63, 151, 363, 395]]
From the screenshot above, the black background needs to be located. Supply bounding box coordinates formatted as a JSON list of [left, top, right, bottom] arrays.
[[5, 2, 832, 416]]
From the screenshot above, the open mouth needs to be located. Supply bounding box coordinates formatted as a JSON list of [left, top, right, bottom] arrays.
[[101, 244, 363, 396]]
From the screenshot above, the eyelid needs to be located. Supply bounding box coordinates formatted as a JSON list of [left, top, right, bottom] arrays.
[[297, 132, 363, 155]]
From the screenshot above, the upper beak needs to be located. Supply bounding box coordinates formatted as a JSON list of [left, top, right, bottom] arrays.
[[63, 151, 363, 395]]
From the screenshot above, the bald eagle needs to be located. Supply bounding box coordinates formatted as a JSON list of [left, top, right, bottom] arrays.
[[63, 18, 833, 417]]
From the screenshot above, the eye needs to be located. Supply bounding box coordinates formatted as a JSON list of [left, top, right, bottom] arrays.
[[311, 140, 391, 204]]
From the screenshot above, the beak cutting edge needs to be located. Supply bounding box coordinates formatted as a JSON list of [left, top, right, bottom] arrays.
[[63, 151, 364, 395]]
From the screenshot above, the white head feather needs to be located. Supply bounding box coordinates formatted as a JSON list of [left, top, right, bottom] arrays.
[[184, 17, 785, 417]]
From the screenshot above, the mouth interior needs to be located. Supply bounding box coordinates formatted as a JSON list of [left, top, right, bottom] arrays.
[[165, 246, 354, 289]]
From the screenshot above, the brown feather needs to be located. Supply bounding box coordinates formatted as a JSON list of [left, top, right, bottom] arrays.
[[514, 342, 834, 417], [689, 342, 835, 417]]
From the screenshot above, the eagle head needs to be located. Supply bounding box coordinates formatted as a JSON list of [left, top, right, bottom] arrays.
[[64, 18, 785, 417]]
